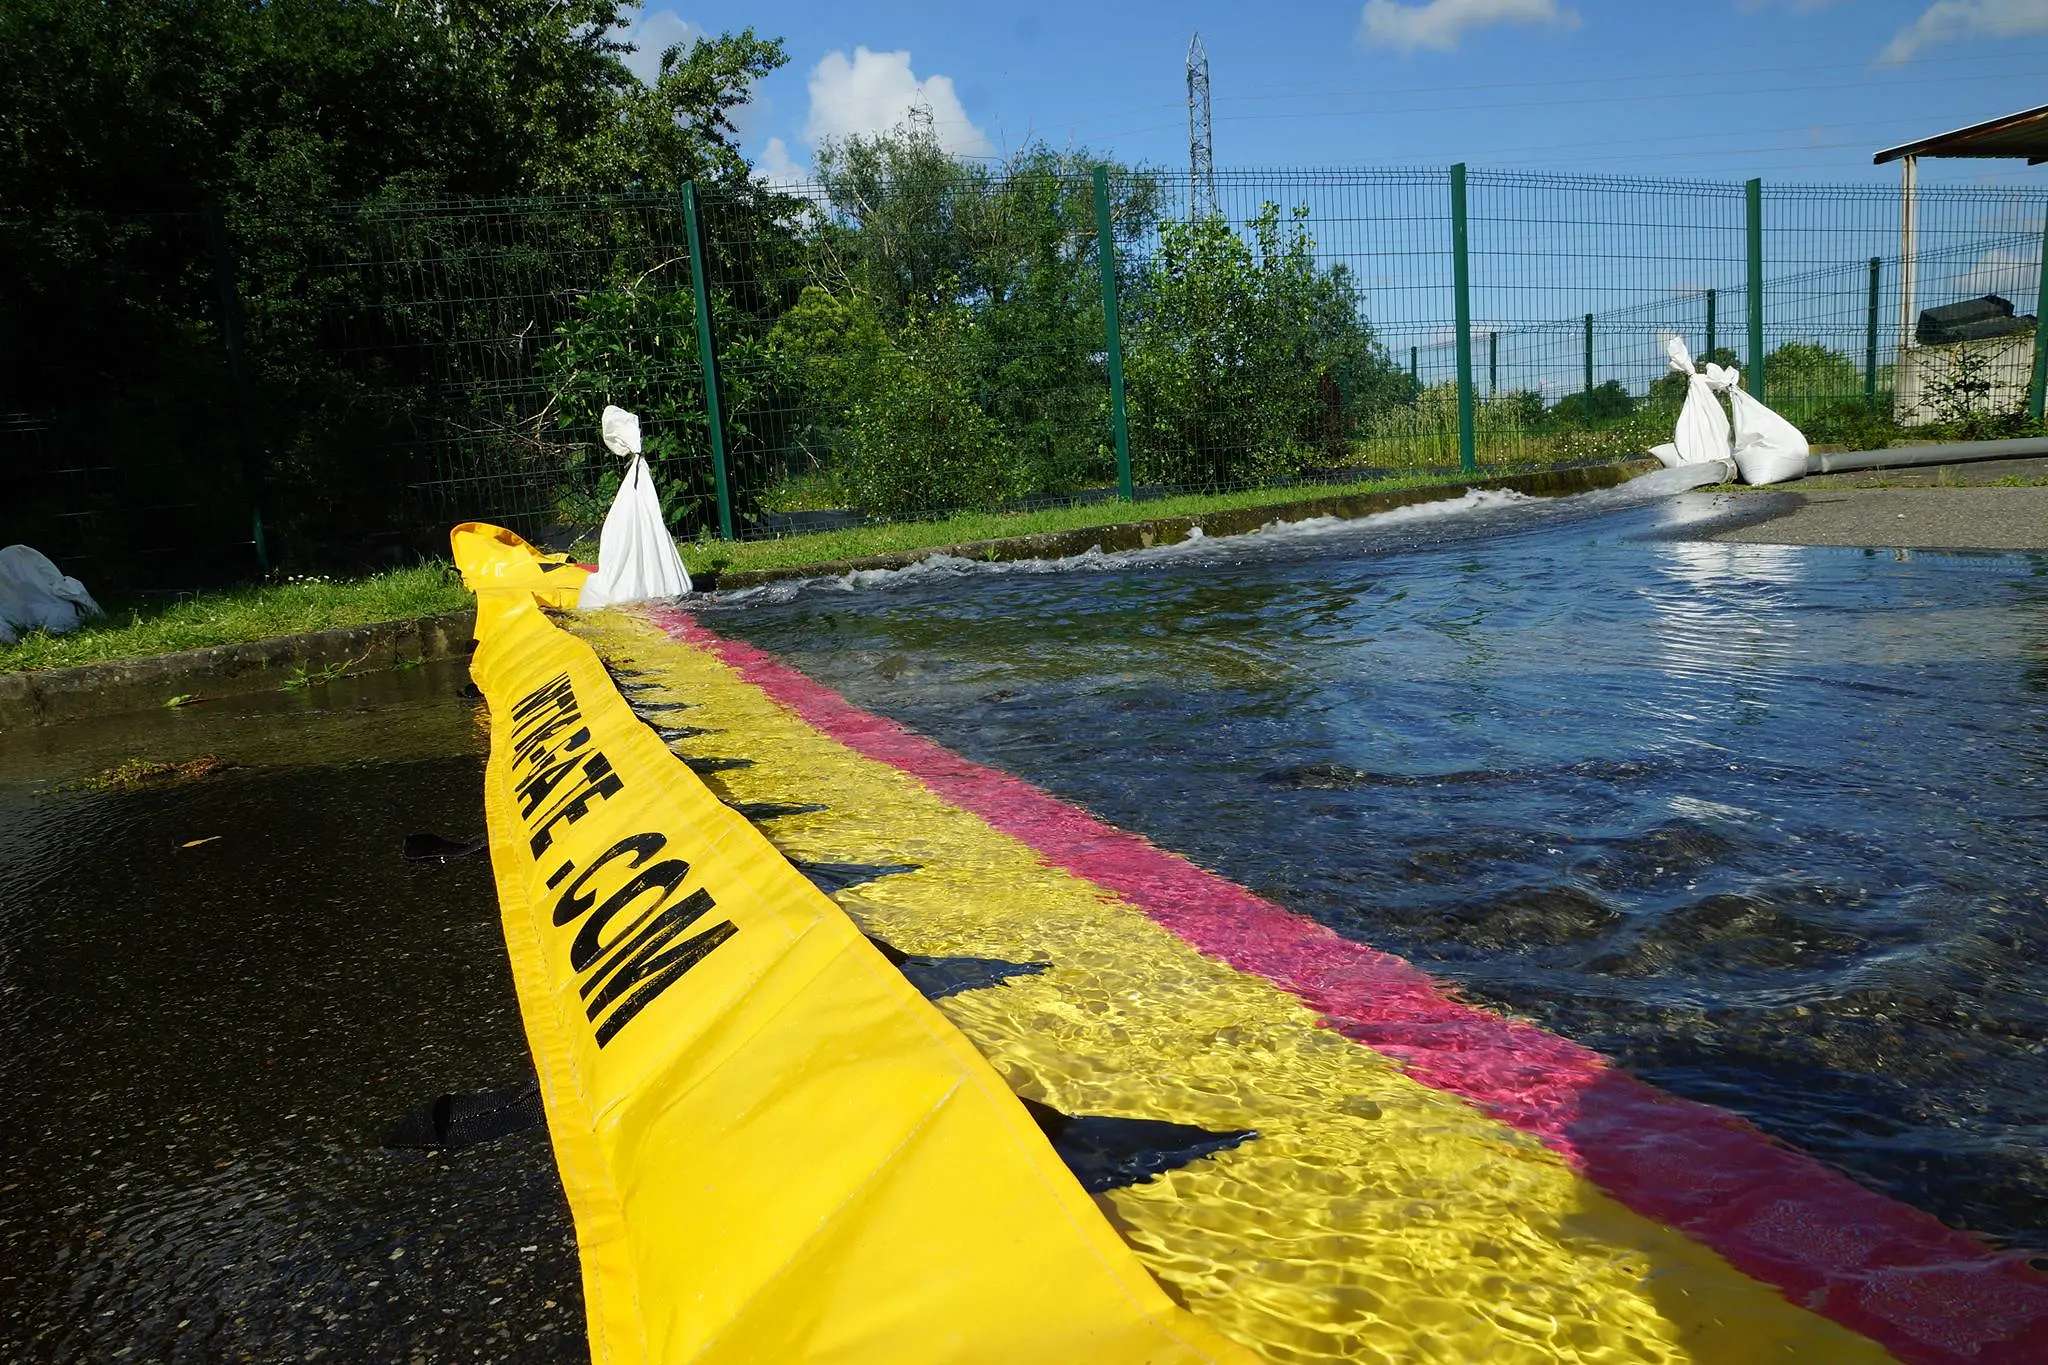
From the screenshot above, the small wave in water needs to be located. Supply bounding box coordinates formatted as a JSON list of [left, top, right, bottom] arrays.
[[706, 492, 2048, 1249]]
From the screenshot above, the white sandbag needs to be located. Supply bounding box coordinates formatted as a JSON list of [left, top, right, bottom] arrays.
[[1648, 443, 1683, 468], [577, 406, 692, 609], [1709, 366, 1810, 486], [0, 544, 102, 644], [1664, 338, 1731, 466], [601, 405, 641, 460]]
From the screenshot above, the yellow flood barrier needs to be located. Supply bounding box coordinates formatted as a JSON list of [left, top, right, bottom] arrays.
[[461, 531, 1252, 1365], [573, 607, 1906, 1365]]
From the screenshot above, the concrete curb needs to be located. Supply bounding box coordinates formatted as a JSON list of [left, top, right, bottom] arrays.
[[698, 462, 1653, 590], [0, 609, 477, 730]]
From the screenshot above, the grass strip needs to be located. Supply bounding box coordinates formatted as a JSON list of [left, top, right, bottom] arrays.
[[3, 468, 1488, 675], [0, 564, 471, 675], [681, 469, 1475, 576]]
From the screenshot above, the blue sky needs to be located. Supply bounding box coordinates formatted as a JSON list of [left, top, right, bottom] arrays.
[[623, 0, 2048, 188]]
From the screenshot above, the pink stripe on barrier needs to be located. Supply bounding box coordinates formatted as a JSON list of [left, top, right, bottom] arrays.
[[651, 607, 2048, 1365]]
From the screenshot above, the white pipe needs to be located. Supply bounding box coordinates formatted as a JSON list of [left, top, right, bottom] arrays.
[[1806, 435, 2048, 476]]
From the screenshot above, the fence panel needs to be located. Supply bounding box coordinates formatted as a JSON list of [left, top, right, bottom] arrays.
[[6, 169, 2045, 587], [0, 211, 259, 588]]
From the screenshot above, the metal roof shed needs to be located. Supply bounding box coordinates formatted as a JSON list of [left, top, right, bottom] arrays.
[[1872, 104, 2048, 422], [1874, 103, 2048, 165]]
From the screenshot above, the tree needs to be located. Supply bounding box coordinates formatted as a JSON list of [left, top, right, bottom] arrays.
[[766, 123, 1164, 508], [1763, 341, 1859, 404], [1124, 204, 1398, 487], [0, 0, 788, 575], [0, 0, 785, 215], [1545, 379, 1635, 428]]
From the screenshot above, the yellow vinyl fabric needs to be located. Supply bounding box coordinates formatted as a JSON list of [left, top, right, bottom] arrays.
[[562, 608, 1903, 1365], [461, 533, 1253, 1365], [451, 521, 590, 636]]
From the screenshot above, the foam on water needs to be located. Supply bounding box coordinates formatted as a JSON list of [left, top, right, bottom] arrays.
[[713, 486, 1548, 607]]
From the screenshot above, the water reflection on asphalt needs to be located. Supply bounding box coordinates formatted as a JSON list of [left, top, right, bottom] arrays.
[[0, 662, 583, 1363]]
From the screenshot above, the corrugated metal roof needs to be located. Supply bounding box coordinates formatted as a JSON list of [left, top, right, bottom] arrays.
[[1874, 103, 2048, 164]]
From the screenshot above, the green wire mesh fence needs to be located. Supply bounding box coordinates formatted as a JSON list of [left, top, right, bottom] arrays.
[[4, 167, 2045, 586]]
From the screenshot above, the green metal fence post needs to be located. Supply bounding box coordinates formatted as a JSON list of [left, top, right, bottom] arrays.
[[1409, 346, 1418, 396], [1705, 289, 1717, 363], [1488, 330, 1498, 398], [1582, 314, 1593, 407], [1865, 257, 1882, 411], [1746, 177, 1765, 401], [1093, 165, 1134, 500], [1450, 163, 1476, 475], [681, 181, 734, 541], [2030, 209, 2048, 425], [201, 202, 269, 573]]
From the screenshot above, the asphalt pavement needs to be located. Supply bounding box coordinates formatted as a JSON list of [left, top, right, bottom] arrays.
[[1711, 456, 2048, 551]]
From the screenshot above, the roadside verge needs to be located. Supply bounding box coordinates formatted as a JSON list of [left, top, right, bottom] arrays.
[[2, 461, 1648, 728], [0, 610, 476, 729]]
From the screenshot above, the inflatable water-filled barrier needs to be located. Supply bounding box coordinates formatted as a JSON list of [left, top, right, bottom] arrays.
[[453, 525, 2048, 1365]]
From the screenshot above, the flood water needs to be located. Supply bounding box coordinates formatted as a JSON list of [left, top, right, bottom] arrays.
[[0, 663, 583, 1362], [699, 488, 2048, 1251], [4, 485, 2044, 1362]]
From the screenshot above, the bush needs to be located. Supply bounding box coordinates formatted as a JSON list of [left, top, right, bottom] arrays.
[[839, 305, 1015, 518], [1800, 399, 1898, 450], [1764, 341, 1861, 406], [540, 268, 766, 533], [1543, 379, 1636, 429], [1125, 204, 1396, 488]]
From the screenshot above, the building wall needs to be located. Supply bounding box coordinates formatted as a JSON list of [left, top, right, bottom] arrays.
[[1893, 334, 2036, 426]]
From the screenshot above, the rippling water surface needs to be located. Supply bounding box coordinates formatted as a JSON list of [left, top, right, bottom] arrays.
[[700, 488, 2048, 1249], [0, 663, 581, 1362]]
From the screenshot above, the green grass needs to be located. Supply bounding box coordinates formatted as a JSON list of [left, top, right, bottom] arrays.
[[0, 563, 471, 675], [2, 466, 1517, 675], [683, 468, 1484, 577]]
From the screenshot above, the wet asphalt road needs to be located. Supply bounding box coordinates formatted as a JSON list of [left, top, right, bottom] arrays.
[[0, 662, 584, 1364]]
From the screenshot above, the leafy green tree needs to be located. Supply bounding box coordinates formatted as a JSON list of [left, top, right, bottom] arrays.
[[1545, 379, 1636, 428], [763, 123, 1163, 506], [0, 0, 788, 572], [0, 0, 784, 214], [1124, 204, 1397, 487], [537, 265, 777, 532], [1763, 341, 1859, 404]]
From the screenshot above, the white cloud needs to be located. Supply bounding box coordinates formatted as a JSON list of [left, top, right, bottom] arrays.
[[755, 136, 810, 188], [619, 6, 705, 85], [1359, 0, 1579, 53], [801, 46, 992, 155], [1880, 0, 2048, 63], [1950, 245, 2039, 298]]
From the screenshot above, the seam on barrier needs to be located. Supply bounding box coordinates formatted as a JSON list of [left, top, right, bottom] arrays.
[[651, 607, 2048, 1365]]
